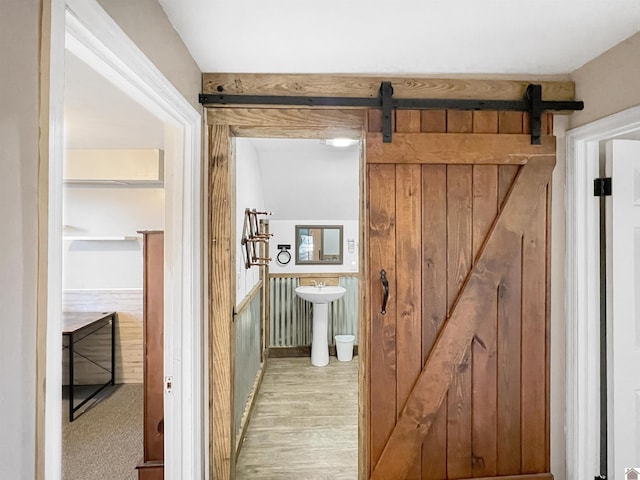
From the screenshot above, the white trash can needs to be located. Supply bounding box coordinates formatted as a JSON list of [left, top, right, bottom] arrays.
[[335, 334, 355, 362]]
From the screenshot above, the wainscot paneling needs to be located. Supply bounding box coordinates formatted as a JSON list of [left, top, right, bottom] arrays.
[[63, 289, 143, 385], [234, 288, 263, 441], [269, 275, 359, 347]]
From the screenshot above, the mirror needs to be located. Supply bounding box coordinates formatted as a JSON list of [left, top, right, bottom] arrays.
[[295, 225, 343, 265]]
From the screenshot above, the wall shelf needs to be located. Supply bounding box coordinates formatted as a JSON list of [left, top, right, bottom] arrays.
[[63, 235, 140, 241]]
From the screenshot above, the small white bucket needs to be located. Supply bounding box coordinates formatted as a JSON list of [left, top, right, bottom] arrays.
[[335, 334, 355, 362]]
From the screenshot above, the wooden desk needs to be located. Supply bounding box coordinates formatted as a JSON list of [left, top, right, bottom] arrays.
[[63, 311, 116, 422]]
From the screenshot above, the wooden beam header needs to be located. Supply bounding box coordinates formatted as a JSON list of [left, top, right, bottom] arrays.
[[203, 73, 575, 102]]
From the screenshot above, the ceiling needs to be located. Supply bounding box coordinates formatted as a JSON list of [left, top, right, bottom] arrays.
[[246, 138, 360, 221], [64, 51, 165, 150], [159, 0, 640, 75]]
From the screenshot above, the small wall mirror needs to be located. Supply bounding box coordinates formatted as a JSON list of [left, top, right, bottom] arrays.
[[295, 225, 343, 265]]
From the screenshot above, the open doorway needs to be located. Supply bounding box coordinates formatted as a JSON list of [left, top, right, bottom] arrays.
[[61, 49, 165, 479], [232, 137, 361, 478], [44, 2, 203, 479]]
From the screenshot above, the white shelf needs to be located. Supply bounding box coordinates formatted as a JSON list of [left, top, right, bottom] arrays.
[[63, 235, 140, 241]]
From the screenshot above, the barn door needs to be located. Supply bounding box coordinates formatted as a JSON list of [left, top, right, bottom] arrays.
[[366, 110, 555, 480]]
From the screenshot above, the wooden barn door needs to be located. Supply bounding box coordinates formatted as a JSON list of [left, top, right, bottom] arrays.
[[366, 110, 555, 480]]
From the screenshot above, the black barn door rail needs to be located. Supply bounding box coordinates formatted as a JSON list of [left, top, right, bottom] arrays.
[[199, 82, 584, 145]]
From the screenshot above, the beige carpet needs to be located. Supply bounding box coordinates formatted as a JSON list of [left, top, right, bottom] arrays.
[[62, 384, 143, 480]]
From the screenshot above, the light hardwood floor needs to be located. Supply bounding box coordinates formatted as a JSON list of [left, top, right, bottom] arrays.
[[236, 356, 358, 480]]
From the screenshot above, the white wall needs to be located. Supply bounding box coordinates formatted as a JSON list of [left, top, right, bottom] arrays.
[[269, 220, 359, 274], [63, 187, 164, 289], [97, 0, 202, 112], [570, 31, 640, 128], [0, 1, 41, 478], [236, 139, 266, 306]]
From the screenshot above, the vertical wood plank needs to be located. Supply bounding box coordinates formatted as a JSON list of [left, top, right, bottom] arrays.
[[498, 112, 524, 134], [421, 110, 447, 133], [421, 164, 448, 480], [368, 110, 382, 133], [447, 111, 473, 133], [471, 166, 499, 477], [497, 234, 523, 475], [396, 110, 422, 133], [521, 186, 547, 473], [473, 111, 499, 134], [446, 165, 473, 479], [395, 164, 423, 480], [368, 164, 397, 468], [209, 124, 232, 480], [498, 166, 520, 210]]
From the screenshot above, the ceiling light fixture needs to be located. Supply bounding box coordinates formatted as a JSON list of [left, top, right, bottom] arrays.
[[324, 138, 359, 148]]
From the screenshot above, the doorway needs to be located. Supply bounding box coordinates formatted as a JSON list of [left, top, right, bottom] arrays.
[[232, 137, 361, 478], [208, 106, 556, 480], [44, 1, 203, 478], [566, 106, 640, 480]]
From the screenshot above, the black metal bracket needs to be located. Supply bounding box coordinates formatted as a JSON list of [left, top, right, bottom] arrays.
[[525, 84, 543, 145], [380, 82, 394, 143], [200, 83, 584, 145], [594, 177, 612, 197]]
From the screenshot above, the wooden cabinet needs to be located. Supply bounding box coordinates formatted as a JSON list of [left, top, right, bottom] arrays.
[[137, 231, 164, 479]]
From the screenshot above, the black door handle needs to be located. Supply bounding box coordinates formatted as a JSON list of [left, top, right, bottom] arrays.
[[380, 269, 389, 315]]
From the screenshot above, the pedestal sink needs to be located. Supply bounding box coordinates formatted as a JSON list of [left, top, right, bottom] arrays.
[[295, 285, 346, 366]]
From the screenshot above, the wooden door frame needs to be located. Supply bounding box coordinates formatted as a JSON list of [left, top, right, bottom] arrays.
[[205, 73, 578, 480], [565, 104, 640, 480], [207, 108, 368, 479]]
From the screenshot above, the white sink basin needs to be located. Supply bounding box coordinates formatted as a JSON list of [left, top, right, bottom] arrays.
[[294, 285, 346, 304]]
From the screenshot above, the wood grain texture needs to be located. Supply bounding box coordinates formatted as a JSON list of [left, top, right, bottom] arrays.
[[446, 165, 473, 479], [203, 73, 576, 101], [420, 165, 448, 479], [473, 111, 499, 134], [208, 108, 365, 128], [421, 110, 447, 133], [498, 165, 520, 210], [235, 357, 358, 480], [369, 157, 555, 480], [359, 136, 369, 480], [141, 232, 164, 464], [231, 125, 362, 139], [396, 110, 422, 133], [366, 133, 555, 164], [394, 164, 423, 480], [209, 124, 233, 480], [496, 221, 523, 476], [447, 111, 473, 133], [367, 163, 397, 468], [471, 166, 499, 477], [520, 186, 548, 473], [498, 112, 525, 134]]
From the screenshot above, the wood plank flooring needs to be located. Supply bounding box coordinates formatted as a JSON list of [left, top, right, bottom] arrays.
[[236, 357, 358, 480]]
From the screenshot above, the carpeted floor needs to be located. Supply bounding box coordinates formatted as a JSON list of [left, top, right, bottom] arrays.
[[62, 384, 143, 480]]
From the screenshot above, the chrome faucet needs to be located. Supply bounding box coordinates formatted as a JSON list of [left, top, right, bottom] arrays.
[[312, 280, 325, 288]]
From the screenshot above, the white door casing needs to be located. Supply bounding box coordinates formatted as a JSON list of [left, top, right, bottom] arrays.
[[566, 105, 640, 480], [44, 1, 204, 478], [606, 139, 640, 480]]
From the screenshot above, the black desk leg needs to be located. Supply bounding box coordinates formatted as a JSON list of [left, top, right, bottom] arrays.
[[68, 334, 74, 422], [111, 313, 115, 385]]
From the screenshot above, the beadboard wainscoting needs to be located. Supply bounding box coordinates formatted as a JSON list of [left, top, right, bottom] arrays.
[[269, 275, 359, 348], [234, 283, 264, 445], [63, 289, 143, 385]]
